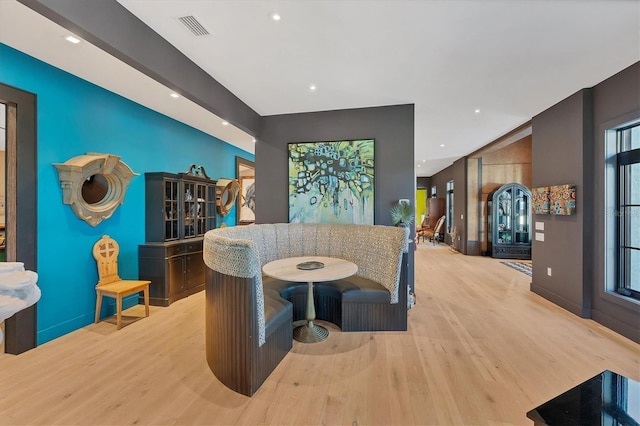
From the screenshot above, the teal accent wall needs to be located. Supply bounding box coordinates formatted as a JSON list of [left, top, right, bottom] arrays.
[[0, 44, 254, 344]]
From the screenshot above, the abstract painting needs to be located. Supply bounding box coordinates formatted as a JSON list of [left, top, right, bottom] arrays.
[[240, 177, 255, 221], [532, 186, 550, 214], [288, 139, 374, 224], [549, 184, 576, 215], [236, 157, 255, 224]]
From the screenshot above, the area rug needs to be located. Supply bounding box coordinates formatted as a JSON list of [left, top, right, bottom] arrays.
[[501, 261, 532, 277]]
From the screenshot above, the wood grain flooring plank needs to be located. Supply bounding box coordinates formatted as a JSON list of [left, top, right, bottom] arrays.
[[1, 244, 638, 425]]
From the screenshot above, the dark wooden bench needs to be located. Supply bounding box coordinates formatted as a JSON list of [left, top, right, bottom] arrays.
[[263, 263, 408, 332]]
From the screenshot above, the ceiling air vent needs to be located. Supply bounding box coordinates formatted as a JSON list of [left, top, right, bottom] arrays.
[[178, 15, 210, 37]]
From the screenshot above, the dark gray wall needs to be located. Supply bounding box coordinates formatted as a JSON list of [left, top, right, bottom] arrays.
[[256, 105, 415, 289], [531, 89, 590, 318], [592, 63, 640, 342], [532, 62, 640, 343], [416, 177, 430, 190], [429, 165, 453, 208]]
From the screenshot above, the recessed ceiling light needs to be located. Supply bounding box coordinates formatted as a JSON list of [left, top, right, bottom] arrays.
[[65, 35, 81, 44], [169, 92, 180, 98], [422, 159, 426, 163], [252, 138, 256, 143], [440, 144, 445, 147], [474, 109, 481, 114], [417, 164, 422, 167], [309, 84, 317, 91], [269, 12, 281, 21], [221, 120, 229, 126]]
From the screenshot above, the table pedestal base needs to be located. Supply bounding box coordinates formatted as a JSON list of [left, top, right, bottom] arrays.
[[293, 321, 328, 343]]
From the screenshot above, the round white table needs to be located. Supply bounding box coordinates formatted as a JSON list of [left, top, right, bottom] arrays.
[[262, 256, 357, 343]]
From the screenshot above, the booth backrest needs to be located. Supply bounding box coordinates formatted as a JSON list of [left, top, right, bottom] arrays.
[[203, 223, 408, 346]]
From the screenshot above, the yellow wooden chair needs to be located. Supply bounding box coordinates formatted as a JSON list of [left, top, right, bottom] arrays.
[[93, 235, 150, 329]]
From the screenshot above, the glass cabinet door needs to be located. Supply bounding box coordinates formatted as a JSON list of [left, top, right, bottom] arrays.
[[164, 179, 179, 241], [194, 183, 207, 236], [487, 198, 493, 244], [489, 182, 532, 259], [145, 172, 216, 243], [497, 188, 512, 244], [184, 181, 209, 238], [206, 185, 217, 231], [514, 188, 530, 244], [183, 181, 196, 238]]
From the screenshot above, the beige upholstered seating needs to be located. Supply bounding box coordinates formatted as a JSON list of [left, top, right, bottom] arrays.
[[202, 223, 408, 396], [93, 235, 150, 329]]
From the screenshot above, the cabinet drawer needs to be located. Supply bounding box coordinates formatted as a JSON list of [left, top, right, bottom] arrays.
[[139, 244, 169, 258], [184, 240, 203, 254], [165, 244, 185, 257]]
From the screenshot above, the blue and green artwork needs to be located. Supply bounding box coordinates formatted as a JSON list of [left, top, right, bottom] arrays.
[[288, 139, 374, 224]]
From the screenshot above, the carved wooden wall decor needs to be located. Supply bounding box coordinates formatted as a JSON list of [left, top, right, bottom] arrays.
[[53, 153, 138, 226], [216, 178, 240, 217]]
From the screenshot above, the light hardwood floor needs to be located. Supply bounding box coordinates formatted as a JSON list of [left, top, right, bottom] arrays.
[[1, 244, 638, 425]]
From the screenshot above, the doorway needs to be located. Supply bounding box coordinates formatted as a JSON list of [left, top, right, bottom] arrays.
[[1, 102, 5, 261], [0, 83, 37, 354]]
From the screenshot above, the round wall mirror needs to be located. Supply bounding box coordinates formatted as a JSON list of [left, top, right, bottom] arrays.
[[81, 174, 110, 205]]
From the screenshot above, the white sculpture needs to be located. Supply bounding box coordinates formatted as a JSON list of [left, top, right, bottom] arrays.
[[0, 262, 41, 344]]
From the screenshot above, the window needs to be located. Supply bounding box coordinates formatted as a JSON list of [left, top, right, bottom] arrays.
[[446, 180, 454, 233], [616, 124, 640, 299]]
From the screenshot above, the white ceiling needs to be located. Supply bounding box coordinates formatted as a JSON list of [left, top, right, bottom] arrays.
[[2, 0, 640, 176], [0, 0, 256, 155]]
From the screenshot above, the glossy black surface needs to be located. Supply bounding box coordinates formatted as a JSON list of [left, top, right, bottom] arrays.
[[527, 370, 640, 425]]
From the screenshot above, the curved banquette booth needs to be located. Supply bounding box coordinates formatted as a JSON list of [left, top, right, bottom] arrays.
[[202, 223, 409, 396]]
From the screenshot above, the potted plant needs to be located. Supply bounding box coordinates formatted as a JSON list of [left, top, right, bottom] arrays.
[[390, 201, 414, 227]]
